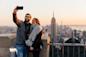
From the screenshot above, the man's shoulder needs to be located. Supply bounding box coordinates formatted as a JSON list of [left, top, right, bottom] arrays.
[[25, 22, 31, 25], [29, 23, 32, 25], [23, 22, 31, 25], [25, 23, 32, 28]]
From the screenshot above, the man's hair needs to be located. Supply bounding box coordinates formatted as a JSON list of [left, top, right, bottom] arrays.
[[25, 13, 32, 18], [26, 13, 31, 16]]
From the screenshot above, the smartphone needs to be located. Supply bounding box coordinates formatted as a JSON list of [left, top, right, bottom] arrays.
[[16, 6, 23, 10]]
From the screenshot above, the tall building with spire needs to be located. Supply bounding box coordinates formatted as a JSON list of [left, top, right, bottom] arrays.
[[51, 12, 57, 43]]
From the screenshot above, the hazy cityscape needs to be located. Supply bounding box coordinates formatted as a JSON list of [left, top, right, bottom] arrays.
[[0, 25, 86, 37], [1, 0, 86, 57], [0, 15, 86, 57], [0, 17, 86, 57]]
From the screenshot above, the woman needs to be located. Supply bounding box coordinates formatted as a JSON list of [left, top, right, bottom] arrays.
[[26, 18, 43, 57]]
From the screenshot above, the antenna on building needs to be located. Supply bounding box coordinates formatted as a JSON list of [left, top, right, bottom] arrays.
[[53, 11, 54, 17]]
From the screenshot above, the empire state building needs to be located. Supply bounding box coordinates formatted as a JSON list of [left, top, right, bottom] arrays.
[[51, 12, 57, 42]]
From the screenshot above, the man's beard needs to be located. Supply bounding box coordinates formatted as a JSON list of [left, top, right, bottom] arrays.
[[24, 19, 30, 23]]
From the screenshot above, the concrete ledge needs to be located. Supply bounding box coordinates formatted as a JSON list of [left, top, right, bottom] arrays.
[[0, 48, 10, 57], [0, 37, 49, 57]]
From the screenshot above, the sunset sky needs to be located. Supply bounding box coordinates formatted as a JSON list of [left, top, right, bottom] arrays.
[[0, 0, 86, 26]]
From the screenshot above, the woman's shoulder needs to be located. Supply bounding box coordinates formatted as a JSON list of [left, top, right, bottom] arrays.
[[36, 25, 43, 29]]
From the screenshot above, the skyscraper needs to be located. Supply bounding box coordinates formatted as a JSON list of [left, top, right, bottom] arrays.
[[50, 12, 59, 57], [51, 12, 57, 43]]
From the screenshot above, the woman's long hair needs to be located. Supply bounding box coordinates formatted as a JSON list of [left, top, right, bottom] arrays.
[[33, 18, 40, 25]]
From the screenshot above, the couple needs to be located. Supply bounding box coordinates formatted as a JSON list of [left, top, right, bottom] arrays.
[[13, 6, 43, 57]]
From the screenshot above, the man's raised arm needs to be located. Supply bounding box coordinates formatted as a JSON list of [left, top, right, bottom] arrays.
[[13, 7, 22, 26]]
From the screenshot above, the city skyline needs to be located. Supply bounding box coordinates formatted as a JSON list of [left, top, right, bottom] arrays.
[[0, 0, 86, 26]]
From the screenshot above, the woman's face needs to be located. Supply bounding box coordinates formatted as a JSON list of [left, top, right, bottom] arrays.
[[32, 19, 36, 24]]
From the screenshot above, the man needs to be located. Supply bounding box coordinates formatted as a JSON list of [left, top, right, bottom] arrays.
[[13, 6, 32, 57]]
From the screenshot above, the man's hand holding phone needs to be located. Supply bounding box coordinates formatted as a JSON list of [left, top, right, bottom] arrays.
[[13, 6, 23, 14]]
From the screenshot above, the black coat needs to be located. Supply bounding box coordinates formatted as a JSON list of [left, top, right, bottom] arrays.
[[32, 31, 42, 49]]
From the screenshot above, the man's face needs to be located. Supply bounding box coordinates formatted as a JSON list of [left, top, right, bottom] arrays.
[[25, 14, 31, 22]]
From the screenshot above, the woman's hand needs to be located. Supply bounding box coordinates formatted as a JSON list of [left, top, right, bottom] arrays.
[[30, 46, 34, 51]]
